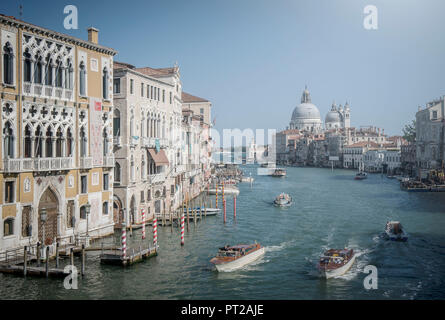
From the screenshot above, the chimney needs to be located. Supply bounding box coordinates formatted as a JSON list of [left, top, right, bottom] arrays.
[[88, 27, 99, 44]]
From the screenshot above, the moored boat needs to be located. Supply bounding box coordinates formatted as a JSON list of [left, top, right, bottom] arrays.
[[318, 248, 356, 279], [273, 193, 292, 207], [385, 221, 408, 241], [271, 168, 286, 177], [210, 243, 265, 272], [208, 186, 240, 195]]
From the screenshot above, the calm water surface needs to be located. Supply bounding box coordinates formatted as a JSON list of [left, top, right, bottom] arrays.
[[2, 166, 445, 299]]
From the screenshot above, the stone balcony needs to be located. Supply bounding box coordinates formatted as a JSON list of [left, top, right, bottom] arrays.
[[2, 157, 74, 173], [149, 173, 166, 184], [113, 136, 122, 147], [141, 137, 169, 149], [103, 155, 115, 167], [79, 157, 93, 169], [23, 82, 74, 101]]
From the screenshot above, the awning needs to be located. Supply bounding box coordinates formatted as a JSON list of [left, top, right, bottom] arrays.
[[148, 148, 169, 166]]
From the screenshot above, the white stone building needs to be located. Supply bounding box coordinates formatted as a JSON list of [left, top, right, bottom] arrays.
[[289, 87, 323, 133]]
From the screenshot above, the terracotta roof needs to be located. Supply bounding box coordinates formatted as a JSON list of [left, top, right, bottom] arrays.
[[113, 61, 135, 70], [279, 129, 300, 135], [182, 92, 209, 103], [344, 141, 380, 148], [135, 66, 178, 78]]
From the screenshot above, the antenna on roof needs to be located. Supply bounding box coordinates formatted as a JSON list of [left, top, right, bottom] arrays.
[[19, 2, 23, 17]]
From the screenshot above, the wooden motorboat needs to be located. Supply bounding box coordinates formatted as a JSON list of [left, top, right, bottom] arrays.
[[271, 168, 286, 177], [210, 243, 265, 272], [208, 186, 240, 195], [385, 221, 408, 241], [318, 248, 356, 279], [273, 193, 292, 207]]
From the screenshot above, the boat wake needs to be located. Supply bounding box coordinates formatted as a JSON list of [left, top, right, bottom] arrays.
[[264, 239, 298, 253]]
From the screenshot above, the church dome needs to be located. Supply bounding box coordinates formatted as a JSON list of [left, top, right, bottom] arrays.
[[325, 110, 341, 124], [291, 87, 321, 121]]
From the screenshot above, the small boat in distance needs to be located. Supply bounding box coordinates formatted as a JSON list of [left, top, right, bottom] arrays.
[[354, 172, 368, 180], [385, 221, 408, 241], [273, 193, 292, 207], [210, 243, 265, 272], [271, 168, 286, 177], [208, 186, 240, 195], [318, 248, 356, 279]]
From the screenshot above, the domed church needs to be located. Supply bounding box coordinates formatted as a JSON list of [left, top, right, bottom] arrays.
[[325, 101, 351, 130], [289, 86, 323, 132]]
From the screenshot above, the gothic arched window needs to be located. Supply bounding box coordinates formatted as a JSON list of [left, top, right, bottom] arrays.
[[55, 58, 63, 88], [23, 50, 32, 82], [34, 54, 43, 84], [34, 126, 43, 157], [24, 125, 32, 158], [67, 128, 73, 156], [56, 127, 63, 157], [45, 127, 53, 157], [114, 162, 121, 184], [66, 59, 73, 89], [3, 42, 14, 85], [45, 55, 53, 86], [80, 126, 87, 157], [79, 61, 86, 96], [103, 128, 108, 156], [3, 122, 14, 158], [102, 67, 109, 99]]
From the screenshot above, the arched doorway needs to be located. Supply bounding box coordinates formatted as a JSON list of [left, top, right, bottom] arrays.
[[38, 187, 59, 245], [113, 195, 123, 225]]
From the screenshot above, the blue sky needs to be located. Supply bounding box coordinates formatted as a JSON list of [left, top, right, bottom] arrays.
[[2, 0, 445, 136]]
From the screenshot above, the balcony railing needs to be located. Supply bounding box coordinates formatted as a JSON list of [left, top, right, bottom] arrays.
[[80, 157, 93, 169], [141, 137, 169, 149], [22, 82, 74, 101], [2, 157, 74, 173], [103, 155, 115, 167], [149, 173, 166, 184]]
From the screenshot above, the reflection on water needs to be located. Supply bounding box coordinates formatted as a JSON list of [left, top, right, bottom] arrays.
[[1, 166, 445, 299]]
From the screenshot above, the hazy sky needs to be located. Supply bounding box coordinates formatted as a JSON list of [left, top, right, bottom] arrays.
[[2, 0, 445, 136]]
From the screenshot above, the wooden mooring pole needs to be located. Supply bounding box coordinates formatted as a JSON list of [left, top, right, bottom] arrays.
[[36, 242, 41, 267], [45, 246, 49, 278], [234, 196, 237, 219], [23, 246, 27, 276], [70, 248, 74, 266], [55, 242, 59, 269], [81, 244, 85, 276]]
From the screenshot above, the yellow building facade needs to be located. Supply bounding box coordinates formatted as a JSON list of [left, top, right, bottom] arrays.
[[0, 15, 117, 253]]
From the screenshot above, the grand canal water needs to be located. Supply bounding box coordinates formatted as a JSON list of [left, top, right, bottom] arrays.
[[2, 166, 445, 300]]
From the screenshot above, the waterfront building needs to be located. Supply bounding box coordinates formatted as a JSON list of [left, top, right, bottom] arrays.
[[343, 141, 379, 169], [363, 148, 401, 173], [401, 143, 416, 177], [415, 96, 445, 177], [112, 61, 183, 225], [275, 129, 301, 164], [0, 15, 117, 252]]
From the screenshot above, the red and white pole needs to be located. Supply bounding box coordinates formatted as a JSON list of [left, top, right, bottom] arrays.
[[122, 225, 127, 259], [180, 213, 185, 246], [141, 209, 146, 240], [153, 218, 158, 248], [234, 196, 237, 219]]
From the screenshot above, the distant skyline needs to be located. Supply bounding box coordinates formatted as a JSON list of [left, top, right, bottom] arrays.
[[1, 0, 445, 136]]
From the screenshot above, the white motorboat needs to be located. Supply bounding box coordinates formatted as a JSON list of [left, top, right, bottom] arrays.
[[318, 248, 356, 279], [208, 187, 240, 195], [241, 177, 254, 183], [210, 243, 265, 272], [385, 221, 408, 241], [273, 193, 292, 207]]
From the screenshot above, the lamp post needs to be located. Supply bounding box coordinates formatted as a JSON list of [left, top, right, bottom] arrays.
[[40, 208, 47, 258], [85, 202, 91, 237]]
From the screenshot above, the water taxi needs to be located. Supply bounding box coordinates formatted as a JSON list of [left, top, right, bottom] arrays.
[[385, 221, 408, 241], [318, 248, 356, 279], [210, 243, 265, 272], [271, 168, 286, 177], [208, 186, 240, 195], [273, 193, 292, 207]]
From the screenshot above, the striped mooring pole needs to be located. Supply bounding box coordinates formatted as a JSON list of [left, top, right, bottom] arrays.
[[180, 213, 185, 246], [234, 196, 237, 219], [153, 217, 158, 248], [141, 209, 146, 240], [122, 224, 127, 259], [223, 198, 226, 223]]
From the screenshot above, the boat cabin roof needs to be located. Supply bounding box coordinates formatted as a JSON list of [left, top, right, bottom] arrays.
[[219, 244, 255, 251]]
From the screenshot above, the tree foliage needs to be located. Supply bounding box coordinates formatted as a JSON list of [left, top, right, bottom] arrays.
[[402, 120, 416, 143]]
